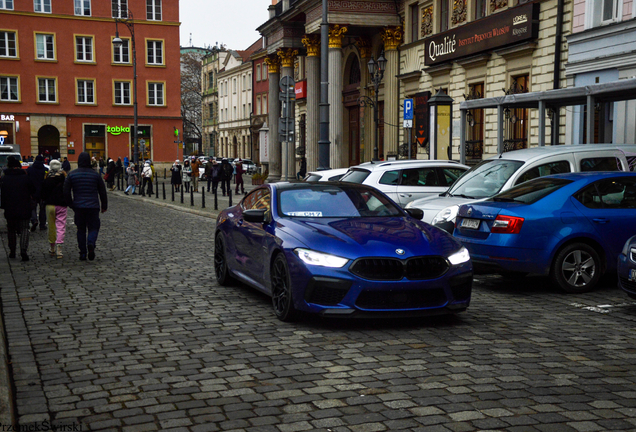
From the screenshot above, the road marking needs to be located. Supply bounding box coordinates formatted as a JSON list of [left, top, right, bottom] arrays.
[[570, 302, 636, 313]]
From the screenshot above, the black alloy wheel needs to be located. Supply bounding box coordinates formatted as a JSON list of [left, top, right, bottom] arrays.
[[214, 234, 235, 286], [271, 254, 297, 322], [551, 242, 602, 293]]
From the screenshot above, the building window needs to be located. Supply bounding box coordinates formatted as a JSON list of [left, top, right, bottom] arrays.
[[410, 3, 419, 43], [242, 75, 246, 90], [34, 0, 51, 13], [77, 79, 95, 104], [0, 31, 17, 58], [475, 0, 486, 19], [112, 0, 127, 18], [37, 77, 56, 103], [0, 76, 19, 101], [75, 36, 94, 62], [208, 71, 214, 89], [256, 64, 261, 82], [147, 82, 164, 106], [602, 0, 621, 22], [146, 40, 163, 65], [247, 74, 251, 90], [146, 0, 161, 20], [1, 0, 14, 10], [113, 38, 130, 63], [504, 75, 529, 152], [466, 82, 484, 160], [114, 81, 131, 105], [256, 96, 261, 115], [35, 34, 55, 60], [75, 0, 90, 16], [233, 79, 237, 94], [233, 107, 236, 119], [440, 0, 449, 32], [243, 103, 246, 118], [262, 94, 267, 115]]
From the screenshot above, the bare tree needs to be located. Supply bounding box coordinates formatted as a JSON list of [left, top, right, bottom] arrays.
[[180, 52, 203, 154]]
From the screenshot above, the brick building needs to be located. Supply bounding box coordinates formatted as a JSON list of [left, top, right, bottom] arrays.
[[0, 0, 181, 166]]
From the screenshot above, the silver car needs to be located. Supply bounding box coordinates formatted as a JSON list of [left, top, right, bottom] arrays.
[[339, 160, 469, 207]]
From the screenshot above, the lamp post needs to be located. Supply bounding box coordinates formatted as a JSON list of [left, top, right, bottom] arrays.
[[367, 51, 386, 161], [112, 9, 138, 167]]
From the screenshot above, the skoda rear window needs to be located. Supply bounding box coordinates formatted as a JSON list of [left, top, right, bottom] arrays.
[[490, 178, 572, 204], [339, 169, 370, 184], [447, 159, 524, 199]]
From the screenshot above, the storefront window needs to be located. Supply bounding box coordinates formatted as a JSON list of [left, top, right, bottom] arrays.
[[133, 125, 151, 161], [0, 122, 15, 146]]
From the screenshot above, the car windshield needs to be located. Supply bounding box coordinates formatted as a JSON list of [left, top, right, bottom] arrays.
[[490, 177, 572, 204], [278, 186, 403, 218], [447, 159, 524, 198], [0, 154, 21, 167], [339, 169, 371, 184]]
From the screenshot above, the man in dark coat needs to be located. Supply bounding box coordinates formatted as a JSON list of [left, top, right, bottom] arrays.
[[61, 157, 71, 173], [219, 158, 233, 196], [26, 155, 47, 231], [105, 158, 116, 191], [115, 157, 123, 186], [63, 151, 108, 261], [205, 159, 221, 193], [1, 156, 36, 261]]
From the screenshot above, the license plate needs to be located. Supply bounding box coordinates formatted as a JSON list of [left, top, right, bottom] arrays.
[[630, 269, 636, 282], [461, 218, 480, 229]]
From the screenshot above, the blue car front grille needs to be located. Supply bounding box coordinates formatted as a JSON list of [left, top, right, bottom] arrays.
[[356, 288, 447, 309], [350, 256, 449, 281], [619, 276, 636, 291]]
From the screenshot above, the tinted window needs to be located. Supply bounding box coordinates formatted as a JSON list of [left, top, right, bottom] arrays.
[[278, 186, 402, 218], [448, 159, 524, 199], [339, 169, 370, 184], [379, 170, 399, 185], [441, 168, 466, 186], [304, 174, 322, 182], [575, 177, 636, 209], [327, 174, 345, 181], [491, 178, 572, 204], [400, 168, 439, 186], [515, 160, 571, 185], [581, 157, 621, 172]]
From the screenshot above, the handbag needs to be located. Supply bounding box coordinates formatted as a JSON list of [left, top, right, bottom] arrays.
[[104, 172, 110, 181]]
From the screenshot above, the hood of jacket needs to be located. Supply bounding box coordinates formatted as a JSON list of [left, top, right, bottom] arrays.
[[77, 152, 92, 168]]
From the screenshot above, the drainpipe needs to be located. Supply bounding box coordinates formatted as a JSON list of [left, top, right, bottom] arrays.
[[551, 0, 564, 146]]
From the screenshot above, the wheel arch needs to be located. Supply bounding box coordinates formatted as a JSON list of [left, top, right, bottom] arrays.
[[550, 236, 607, 276]]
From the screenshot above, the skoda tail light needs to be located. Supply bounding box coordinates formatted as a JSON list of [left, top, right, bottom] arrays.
[[491, 215, 524, 234]]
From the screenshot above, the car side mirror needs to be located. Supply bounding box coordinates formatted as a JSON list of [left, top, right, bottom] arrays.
[[405, 208, 423, 220], [243, 209, 267, 223]]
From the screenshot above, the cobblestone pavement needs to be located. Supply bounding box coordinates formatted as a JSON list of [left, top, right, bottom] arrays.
[[1, 192, 636, 432]]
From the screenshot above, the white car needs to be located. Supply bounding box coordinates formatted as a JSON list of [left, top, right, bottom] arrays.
[[339, 160, 469, 207], [406, 144, 636, 232], [304, 168, 349, 182]]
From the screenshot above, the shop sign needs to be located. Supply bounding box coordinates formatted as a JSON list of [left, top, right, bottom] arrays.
[[107, 126, 131, 135], [424, 3, 539, 66], [295, 81, 307, 99], [1, 115, 15, 121]]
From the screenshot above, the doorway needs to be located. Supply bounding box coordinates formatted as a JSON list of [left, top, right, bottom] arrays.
[[37, 125, 60, 158]]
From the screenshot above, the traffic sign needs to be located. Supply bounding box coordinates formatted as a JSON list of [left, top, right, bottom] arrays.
[[403, 120, 413, 128], [404, 98, 414, 120], [279, 75, 295, 93]]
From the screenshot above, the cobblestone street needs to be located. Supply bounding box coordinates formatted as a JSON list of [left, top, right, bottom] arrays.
[[1, 192, 636, 432]]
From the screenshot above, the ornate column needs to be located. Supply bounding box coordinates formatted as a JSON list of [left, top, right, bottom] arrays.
[[357, 37, 372, 163], [381, 26, 404, 158], [278, 48, 298, 181], [328, 24, 347, 168], [264, 54, 281, 182], [302, 35, 321, 172]]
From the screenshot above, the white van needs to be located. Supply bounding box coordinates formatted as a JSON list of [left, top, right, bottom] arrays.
[[405, 144, 636, 232]]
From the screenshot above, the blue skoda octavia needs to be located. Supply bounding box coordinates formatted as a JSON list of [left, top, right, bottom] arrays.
[[215, 182, 473, 321], [454, 172, 636, 293]]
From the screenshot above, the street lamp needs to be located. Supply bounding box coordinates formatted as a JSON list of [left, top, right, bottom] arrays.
[[112, 9, 138, 167], [367, 51, 386, 161]]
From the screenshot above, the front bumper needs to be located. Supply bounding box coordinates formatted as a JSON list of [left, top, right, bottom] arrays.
[[617, 252, 636, 299]]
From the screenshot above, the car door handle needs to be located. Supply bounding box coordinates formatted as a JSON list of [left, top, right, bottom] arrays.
[[399, 193, 412, 197], [592, 218, 609, 224]]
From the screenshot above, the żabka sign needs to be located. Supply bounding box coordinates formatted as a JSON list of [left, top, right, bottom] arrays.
[[424, 3, 539, 66], [107, 126, 130, 135]]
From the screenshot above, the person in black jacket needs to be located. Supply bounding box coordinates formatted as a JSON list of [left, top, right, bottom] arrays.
[[63, 152, 108, 261], [26, 155, 47, 232], [41, 159, 68, 259], [61, 157, 71, 173], [1, 156, 36, 261], [219, 158, 233, 196], [106, 158, 116, 191]]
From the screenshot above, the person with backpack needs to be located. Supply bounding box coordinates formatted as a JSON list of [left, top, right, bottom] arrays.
[[41, 159, 68, 258], [141, 161, 153, 196], [219, 158, 233, 196]]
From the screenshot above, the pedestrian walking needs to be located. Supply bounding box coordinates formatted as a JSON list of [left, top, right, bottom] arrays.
[[26, 155, 47, 232], [1, 156, 36, 261], [106, 158, 116, 190], [171, 160, 182, 192], [191, 157, 200, 192], [63, 151, 107, 261], [41, 159, 68, 259], [98, 157, 105, 176], [142, 161, 153, 195], [62, 157, 71, 173], [125, 163, 138, 195], [116, 157, 123, 185], [206, 159, 220, 193], [182, 159, 192, 193], [92, 156, 98, 172], [235, 159, 245, 195], [219, 158, 233, 196], [297, 156, 307, 180]]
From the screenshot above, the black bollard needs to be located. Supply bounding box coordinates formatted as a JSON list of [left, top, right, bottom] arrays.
[[201, 187, 205, 209], [164, 168, 167, 179], [214, 188, 218, 210], [180, 185, 184, 203], [155, 177, 159, 198], [228, 190, 232, 207], [162, 182, 166, 200], [190, 187, 194, 206], [171, 184, 175, 202]]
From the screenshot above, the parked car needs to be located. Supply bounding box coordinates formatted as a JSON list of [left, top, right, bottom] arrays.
[[453, 172, 636, 293], [215, 182, 473, 321], [406, 144, 636, 232], [339, 160, 469, 207], [618, 235, 636, 299], [304, 168, 349, 182]]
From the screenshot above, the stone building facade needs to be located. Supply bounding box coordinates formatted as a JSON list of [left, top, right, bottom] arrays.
[[201, 49, 228, 157]]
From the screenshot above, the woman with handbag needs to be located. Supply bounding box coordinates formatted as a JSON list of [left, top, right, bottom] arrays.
[[124, 163, 138, 195], [182, 159, 192, 193]]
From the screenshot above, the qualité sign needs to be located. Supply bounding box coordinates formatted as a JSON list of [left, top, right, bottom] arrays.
[[424, 2, 539, 66]]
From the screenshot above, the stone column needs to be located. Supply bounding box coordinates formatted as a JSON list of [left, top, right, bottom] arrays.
[[278, 48, 298, 181], [264, 54, 281, 182], [302, 35, 321, 172], [381, 26, 404, 159], [328, 24, 347, 168], [357, 37, 372, 163]]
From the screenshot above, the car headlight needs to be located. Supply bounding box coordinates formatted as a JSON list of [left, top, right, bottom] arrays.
[[294, 248, 349, 268], [432, 205, 459, 226], [448, 247, 470, 265]]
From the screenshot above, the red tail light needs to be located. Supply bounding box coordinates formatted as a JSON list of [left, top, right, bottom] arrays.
[[491, 215, 524, 234]]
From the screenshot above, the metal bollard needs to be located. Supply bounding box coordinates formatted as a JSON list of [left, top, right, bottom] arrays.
[[201, 187, 205, 209], [190, 187, 194, 206], [155, 177, 159, 198], [228, 190, 232, 207], [171, 184, 175, 202], [180, 185, 184, 203], [164, 168, 167, 179], [162, 182, 166, 200], [214, 188, 218, 210]]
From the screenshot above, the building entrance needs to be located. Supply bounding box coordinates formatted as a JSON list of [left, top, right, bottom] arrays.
[[38, 125, 60, 159]]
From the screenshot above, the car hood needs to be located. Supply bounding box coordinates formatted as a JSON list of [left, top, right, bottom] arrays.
[[278, 216, 461, 259], [408, 195, 478, 222]]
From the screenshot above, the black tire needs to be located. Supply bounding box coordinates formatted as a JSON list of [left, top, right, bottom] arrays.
[[214, 234, 235, 286], [551, 243, 602, 293], [271, 254, 297, 322]]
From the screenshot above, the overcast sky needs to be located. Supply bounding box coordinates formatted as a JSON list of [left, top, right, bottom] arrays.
[[179, 0, 270, 51]]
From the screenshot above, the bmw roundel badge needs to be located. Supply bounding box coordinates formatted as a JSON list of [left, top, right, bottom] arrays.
[[396, 249, 405, 255]]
